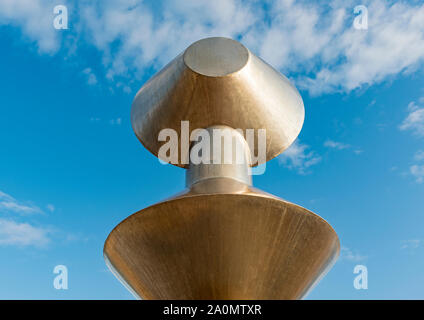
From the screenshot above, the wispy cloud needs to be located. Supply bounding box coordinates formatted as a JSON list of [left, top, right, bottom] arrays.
[[109, 118, 122, 126], [82, 68, 98, 86], [406, 146, 424, 184], [0, 190, 55, 247], [278, 140, 321, 174], [399, 101, 424, 183], [353, 149, 363, 155], [324, 139, 350, 150], [1, 0, 424, 95], [414, 150, 424, 162], [324, 139, 363, 155], [0, 218, 50, 247], [0, 191, 42, 215], [410, 165, 424, 184], [340, 246, 367, 262], [0, 0, 63, 53], [400, 100, 424, 137], [89, 117, 122, 125], [401, 239, 421, 250], [247, 0, 424, 95]]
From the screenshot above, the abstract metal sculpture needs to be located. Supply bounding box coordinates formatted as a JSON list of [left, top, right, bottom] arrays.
[[104, 37, 339, 300]]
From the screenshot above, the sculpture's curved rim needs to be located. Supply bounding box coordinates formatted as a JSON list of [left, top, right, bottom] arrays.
[[104, 192, 339, 249]]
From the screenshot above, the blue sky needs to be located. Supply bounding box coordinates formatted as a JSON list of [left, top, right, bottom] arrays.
[[0, 0, 424, 299]]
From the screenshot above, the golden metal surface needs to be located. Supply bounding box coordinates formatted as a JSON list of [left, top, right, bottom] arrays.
[[105, 37, 340, 300], [131, 37, 305, 167], [104, 178, 339, 300]]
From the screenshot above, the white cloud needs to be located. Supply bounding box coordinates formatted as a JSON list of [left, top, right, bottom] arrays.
[[401, 239, 421, 250], [79, 0, 257, 80], [278, 140, 321, 174], [0, 218, 50, 247], [249, 0, 424, 95], [0, 0, 64, 53], [1, 0, 424, 95], [410, 164, 424, 183], [400, 101, 424, 137], [404, 145, 424, 184], [353, 149, 363, 155], [414, 150, 424, 162], [82, 68, 98, 85], [324, 139, 350, 150], [0, 191, 53, 247], [340, 246, 367, 262], [89, 117, 122, 125], [0, 191, 14, 202], [324, 139, 363, 155], [109, 118, 122, 125], [400, 102, 424, 183], [0, 191, 83, 248], [0, 190, 42, 215]]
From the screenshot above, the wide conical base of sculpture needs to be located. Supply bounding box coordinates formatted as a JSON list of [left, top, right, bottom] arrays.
[[104, 179, 339, 300]]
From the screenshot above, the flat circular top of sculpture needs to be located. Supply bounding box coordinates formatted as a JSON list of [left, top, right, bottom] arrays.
[[183, 37, 249, 77]]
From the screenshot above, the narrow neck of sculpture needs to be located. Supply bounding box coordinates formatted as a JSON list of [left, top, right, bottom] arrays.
[[185, 126, 252, 188]]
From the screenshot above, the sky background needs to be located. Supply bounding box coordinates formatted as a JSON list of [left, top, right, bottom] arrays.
[[0, 0, 423, 299]]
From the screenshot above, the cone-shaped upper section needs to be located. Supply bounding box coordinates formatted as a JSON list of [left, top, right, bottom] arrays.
[[131, 37, 305, 167]]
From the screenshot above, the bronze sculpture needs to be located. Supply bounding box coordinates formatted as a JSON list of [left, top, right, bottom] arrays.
[[104, 37, 339, 299]]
